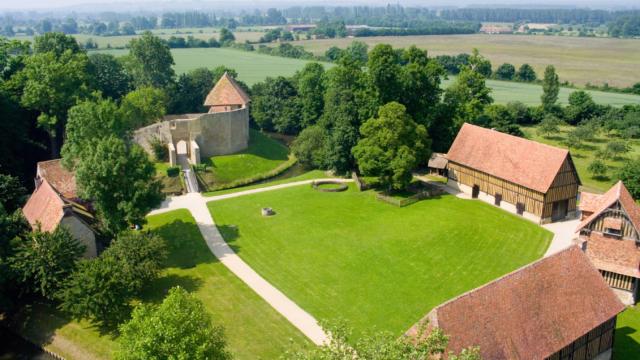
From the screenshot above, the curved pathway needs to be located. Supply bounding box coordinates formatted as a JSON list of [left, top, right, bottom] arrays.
[[149, 178, 352, 345]]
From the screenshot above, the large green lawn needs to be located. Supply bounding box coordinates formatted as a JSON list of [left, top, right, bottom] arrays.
[[208, 184, 552, 337], [615, 306, 640, 359], [522, 125, 640, 193], [144, 210, 311, 359], [14, 210, 310, 360]]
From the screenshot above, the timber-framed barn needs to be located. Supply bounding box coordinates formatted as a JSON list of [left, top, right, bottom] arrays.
[[446, 123, 581, 224]]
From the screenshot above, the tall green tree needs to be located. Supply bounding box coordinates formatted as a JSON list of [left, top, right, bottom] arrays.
[[443, 66, 493, 127], [0, 173, 27, 212], [367, 44, 402, 105], [119, 86, 168, 128], [20, 50, 89, 157], [344, 41, 369, 65], [251, 76, 302, 134], [33, 32, 81, 57], [564, 90, 597, 125], [515, 63, 536, 82], [87, 53, 132, 100], [117, 287, 231, 360], [352, 102, 430, 191], [218, 28, 235, 44], [61, 94, 130, 168], [75, 136, 163, 234], [10, 227, 84, 300], [294, 62, 325, 128], [400, 46, 445, 124], [618, 158, 640, 198], [494, 63, 515, 80], [541, 65, 560, 113], [291, 125, 328, 169], [127, 31, 175, 88]]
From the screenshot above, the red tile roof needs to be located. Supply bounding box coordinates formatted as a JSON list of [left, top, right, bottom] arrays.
[[576, 181, 640, 233], [585, 232, 640, 278], [405, 246, 625, 360], [22, 179, 66, 232], [203, 72, 250, 107], [446, 123, 575, 193], [428, 152, 448, 169], [579, 192, 605, 214], [36, 159, 77, 199]]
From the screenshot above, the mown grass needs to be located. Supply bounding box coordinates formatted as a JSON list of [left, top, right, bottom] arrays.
[[203, 169, 330, 197], [289, 34, 640, 88], [208, 184, 552, 337], [13, 210, 311, 360], [615, 306, 640, 360], [198, 129, 290, 187], [521, 125, 640, 193]]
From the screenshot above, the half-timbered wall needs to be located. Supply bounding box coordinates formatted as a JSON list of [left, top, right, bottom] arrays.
[[543, 158, 580, 219], [448, 162, 545, 216], [600, 270, 635, 291], [583, 206, 639, 241], [544, 317, 616, 360]]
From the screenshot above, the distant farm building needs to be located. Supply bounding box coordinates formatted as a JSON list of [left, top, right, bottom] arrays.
[[286, 24, 316, 32], [22, 160, 97, 258], [446, 123, 580, 224], [405, 246, 625, 360], [577, 181, 640, 304], [479, 24, 513, 34], [427, 152, 448, 177], [134, 72, 250, 166]]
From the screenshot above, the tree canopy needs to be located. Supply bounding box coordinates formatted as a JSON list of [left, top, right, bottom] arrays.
[[127, 31, 175, 88]]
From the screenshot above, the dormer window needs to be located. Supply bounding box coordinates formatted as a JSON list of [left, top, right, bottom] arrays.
[[602, 217, 622, 238]]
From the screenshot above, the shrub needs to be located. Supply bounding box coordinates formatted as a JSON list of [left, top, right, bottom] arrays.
[[150, 137, 168, 161], [193, 163, 208, 172], [166, 166, 180, 177]]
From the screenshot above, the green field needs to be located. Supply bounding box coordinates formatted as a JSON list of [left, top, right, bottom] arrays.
[[14, 210, 311, 360], [98, 47, 327, 85], [10, 29, 264, 49], [522, 125, 640, 193], [208, 184, 552, 337], [97, 47, 639, 106], [616, 306, 640, 359], [288, 34, 640, 88]]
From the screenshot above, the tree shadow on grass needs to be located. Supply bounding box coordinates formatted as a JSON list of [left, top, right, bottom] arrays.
[[591, 175, 611, 182], [543, 135, 565, 142], [140, 273, 203, 305], [217, 224, 241, 253], [152, 220, 217, 269], [614, 326, 640, 359]]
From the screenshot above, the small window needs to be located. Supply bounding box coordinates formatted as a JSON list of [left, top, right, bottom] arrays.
[[516, 202, 525, 215], [494, 193, 502, 206], [604, 228, 622, 238]]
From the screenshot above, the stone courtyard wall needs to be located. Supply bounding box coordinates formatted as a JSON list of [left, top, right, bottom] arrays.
[[133, 108, 249, 160]]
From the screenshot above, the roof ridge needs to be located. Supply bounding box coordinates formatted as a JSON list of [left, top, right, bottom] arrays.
[[433, 246, 580, 312], [463, 123, 570, 154]]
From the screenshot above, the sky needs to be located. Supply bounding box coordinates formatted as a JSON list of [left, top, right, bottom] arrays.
[[0, 0, 638, 11]]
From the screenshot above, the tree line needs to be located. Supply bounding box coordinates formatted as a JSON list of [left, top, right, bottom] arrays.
[[440, 8, 640, 25]]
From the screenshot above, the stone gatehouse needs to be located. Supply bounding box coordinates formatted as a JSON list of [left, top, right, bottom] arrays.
[[134, 72, 250, 165]]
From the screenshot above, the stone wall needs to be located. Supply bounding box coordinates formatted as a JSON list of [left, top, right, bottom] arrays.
[[134, 107, 249, 160]]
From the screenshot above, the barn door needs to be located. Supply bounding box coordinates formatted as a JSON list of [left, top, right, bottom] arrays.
[[552, 200, 568, 221], [472, 185, 480, 199]]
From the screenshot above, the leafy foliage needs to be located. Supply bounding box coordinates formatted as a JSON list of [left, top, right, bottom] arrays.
[[617, 158, 640, 199], [0, 173, 27, 212], [588, 159, 608, 179], [515, 64, 537, 82], [494, 63, 515, 80], [127, 31, 175, 88], [10, 227, 84, 300], [353, 102, 430, 191], [87, 53, 132, 100], [541, 65, 560, 112], [117, 286, 231, 360], [251, 76, 302, 134], [75, 136, 163, 234], [119, 86, 168, 128]]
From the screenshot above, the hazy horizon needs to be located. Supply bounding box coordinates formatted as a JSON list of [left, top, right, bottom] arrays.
[[1, 0, 639, 12]]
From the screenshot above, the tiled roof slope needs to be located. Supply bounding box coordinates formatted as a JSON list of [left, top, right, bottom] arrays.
[[203, 72, 250, 107], [22, 179, 66, 232], [428, 152, 448, 169], [405, 246, 625, 360], [576, 181, 640, 232], [36, 159, 77, 199], [446, 123, 573, 193], [586, 232, 640, 278]]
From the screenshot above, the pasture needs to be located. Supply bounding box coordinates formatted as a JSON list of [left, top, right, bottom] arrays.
[[522, 125, 640, 193], [98, 47, 640, 106], [289, 34, 640, 88], [208, 184, 552, 337]]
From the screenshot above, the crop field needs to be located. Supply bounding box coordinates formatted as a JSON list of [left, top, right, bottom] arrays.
[[10, 29, 264, 49], [98, 47, 639, 106], [289, 34, 640, 88], [98, 47, 325, 85]]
